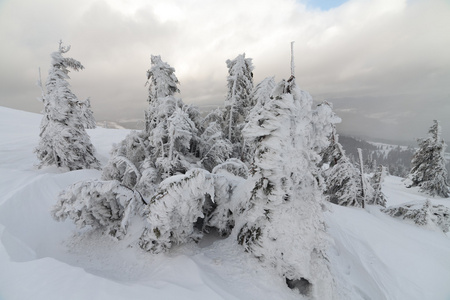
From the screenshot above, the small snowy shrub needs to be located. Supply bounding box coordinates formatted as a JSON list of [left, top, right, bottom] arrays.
[[139, 168, 215, 253], [383, 200, 450, 232], [52, 180, 145, 239]]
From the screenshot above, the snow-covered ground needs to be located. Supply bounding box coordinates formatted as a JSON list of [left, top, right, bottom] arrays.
[[1, 106, 449, 300]]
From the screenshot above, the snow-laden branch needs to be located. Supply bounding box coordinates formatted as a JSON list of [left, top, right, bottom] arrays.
[[112, 155, 141, 183]]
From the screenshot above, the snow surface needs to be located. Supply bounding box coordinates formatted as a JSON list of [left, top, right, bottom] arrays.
[[1, 106, 450, 300]]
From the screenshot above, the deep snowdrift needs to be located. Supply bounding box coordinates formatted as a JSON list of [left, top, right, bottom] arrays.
[[1, 106, 449, 300]]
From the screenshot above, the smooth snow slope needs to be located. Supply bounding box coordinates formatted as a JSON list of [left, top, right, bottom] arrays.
[[0, 106, 449, 300]]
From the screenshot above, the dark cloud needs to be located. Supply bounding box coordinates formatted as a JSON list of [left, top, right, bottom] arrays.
[[1, 0, 449, 143]]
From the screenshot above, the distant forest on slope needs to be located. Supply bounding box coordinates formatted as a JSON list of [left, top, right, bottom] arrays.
[[339, 135, 450, 180]]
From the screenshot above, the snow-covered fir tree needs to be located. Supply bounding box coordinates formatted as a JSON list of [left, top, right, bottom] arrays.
[[35, 41, 99, 170], [222, 53, 254, 160], [236, 72, 334, 298], [144, 55, 180, 132], [242, 77, 276, 163], [143, 56, 201, 182], [406, 120, 449, 198]]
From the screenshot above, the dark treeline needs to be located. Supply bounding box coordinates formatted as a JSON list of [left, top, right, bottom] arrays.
[[339, 135, 414, 177]]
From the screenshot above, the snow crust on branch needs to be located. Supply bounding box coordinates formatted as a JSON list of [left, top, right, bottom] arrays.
[[212, 158, 249, 178], [111, 155, 142, 183]]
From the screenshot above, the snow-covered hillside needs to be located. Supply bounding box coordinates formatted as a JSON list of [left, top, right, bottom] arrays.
[[1, 106, 450, 300]]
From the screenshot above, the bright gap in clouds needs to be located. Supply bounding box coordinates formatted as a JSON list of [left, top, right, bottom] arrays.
[[302, 0, 349, 10], [153, 2, 184, 22], [106, 0, 183, 22]]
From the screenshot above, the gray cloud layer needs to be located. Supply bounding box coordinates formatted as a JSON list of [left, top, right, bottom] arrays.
[[1, 0, 449, 143]]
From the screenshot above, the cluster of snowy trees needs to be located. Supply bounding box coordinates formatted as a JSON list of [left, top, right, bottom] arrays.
[[319, 128, 388, 208], [37, 41, 448, 298]]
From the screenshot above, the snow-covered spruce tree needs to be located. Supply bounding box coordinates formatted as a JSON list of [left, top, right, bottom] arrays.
[[406, 120, 449, 197], [199, 108, 233, 172], [142, 56, 201, 183], [35, 41, 99, 170], [242, 76, 276, 164], [222, 53, 254, 160], [139, 168, 215, 253], [236, 73, 334, 297], [250, 77, 275, 109], [320, 128, 365, 207], [368, 165, 387, 207], [103, 55, 201, 197], [144, 55, 180, 132], [52, 180, 145, 239], [202, 159, 249, 236]]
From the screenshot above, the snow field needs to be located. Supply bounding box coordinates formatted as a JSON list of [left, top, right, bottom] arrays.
[[1, 106, 450, 299]]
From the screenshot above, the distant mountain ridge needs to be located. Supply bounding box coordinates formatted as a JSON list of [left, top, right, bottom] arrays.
[[96, 120, 143, 130]]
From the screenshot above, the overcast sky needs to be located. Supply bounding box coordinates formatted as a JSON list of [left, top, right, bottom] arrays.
[[1, 0, 449, 143]]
